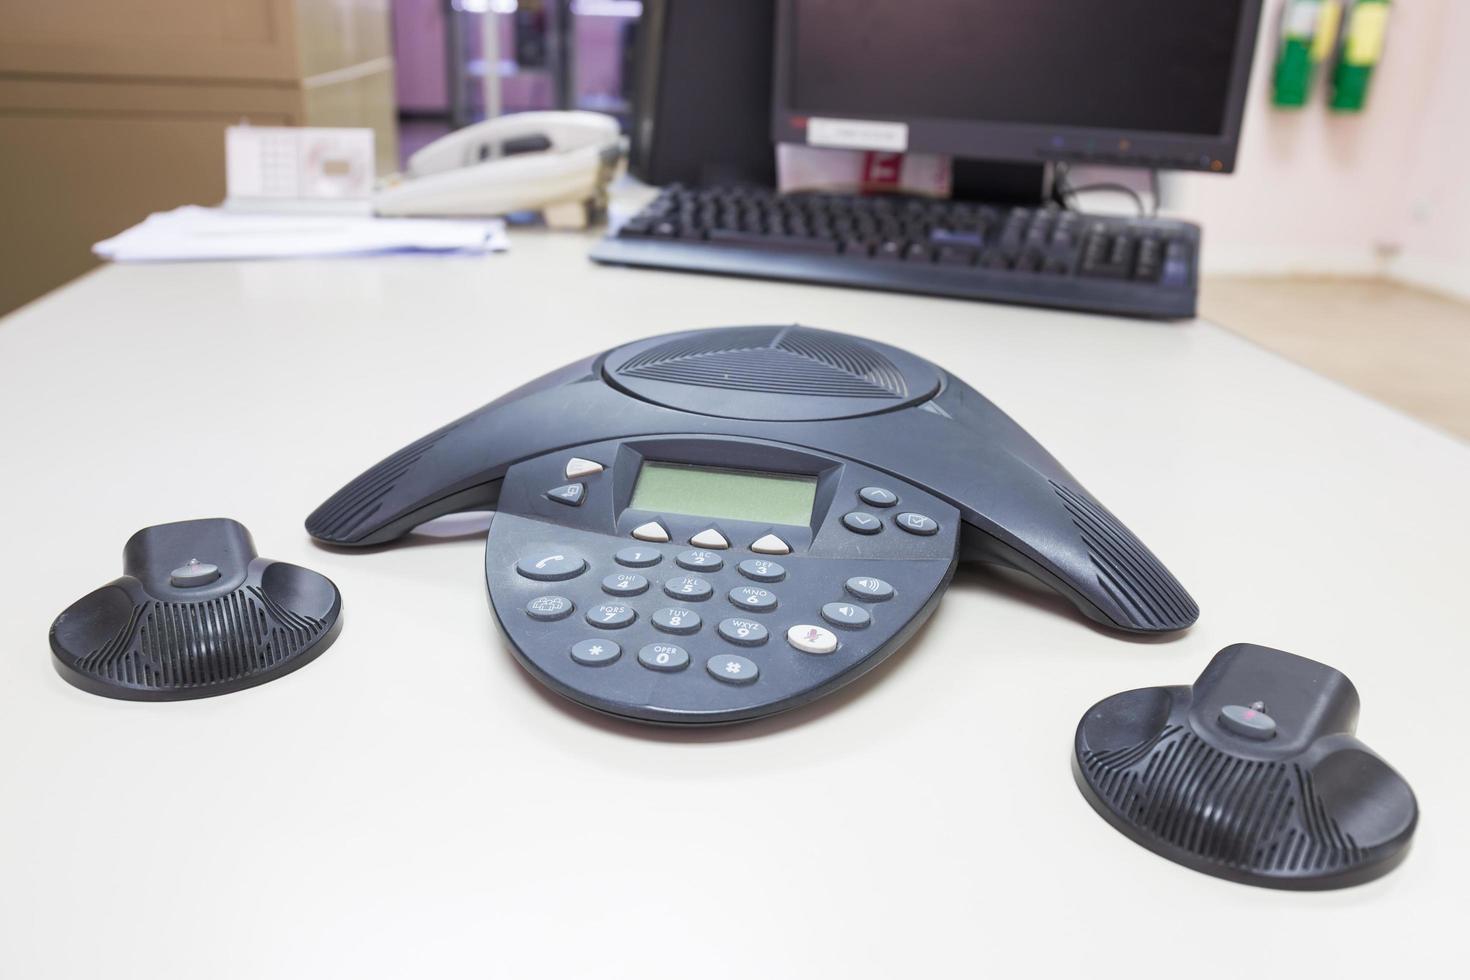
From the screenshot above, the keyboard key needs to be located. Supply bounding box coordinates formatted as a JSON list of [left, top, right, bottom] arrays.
[[707, 229, 838, 254]]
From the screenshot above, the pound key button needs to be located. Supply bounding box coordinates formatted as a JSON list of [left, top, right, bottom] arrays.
[[738, 558, 786, 583], [516, 553, 588, 581], [707, 653, 759, 685], [895, 512, 939, 536], [841, 512, 883, 535], [525, 595, 574, 621]]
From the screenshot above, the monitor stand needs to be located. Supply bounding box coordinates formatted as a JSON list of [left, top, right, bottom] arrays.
[[951, 159, 1049, 205]]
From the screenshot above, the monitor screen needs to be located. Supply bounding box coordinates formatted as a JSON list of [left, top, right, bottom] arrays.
[[774, 0, 1261, 171], [629, 462, 818, 527]]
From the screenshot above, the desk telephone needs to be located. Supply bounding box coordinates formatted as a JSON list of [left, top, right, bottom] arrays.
[[308, 326, 1197, 724], [374, 111, 622, 228]]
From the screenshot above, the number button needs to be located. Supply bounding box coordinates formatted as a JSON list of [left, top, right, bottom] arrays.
[[706, 654, 759, 685], [737, 558, 786, 583], [663, 575, 713, 601], [841, 512, 882, 535], [515, 553, 588, 581], [895, 512, 939, 536], [637, 643, 690, 673], [844, 576, 895, 601], [652, 607, 702, 635], [601, 572, 649, 596], [728, 586, 777, 612], [717, 617, 769, 647], [571, 639, 621, 666], [821, 602, 871, 629], [676, 549, 724, 571], [525, 595, 574, 621], [859, 486, 898, 507], [586, 603, 636, 629], [615, 546, 662, 568]]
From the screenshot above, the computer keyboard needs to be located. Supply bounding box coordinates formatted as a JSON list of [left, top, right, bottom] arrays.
[[590, 185, 1200, 319]]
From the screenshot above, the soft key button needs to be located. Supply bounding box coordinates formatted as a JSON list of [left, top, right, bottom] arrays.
[[749, 533, 790, 555], [690, 528, 730, 549], [632, 521, 670, 543], [545, 483, 584, 506], [564, 457, 604, 480]]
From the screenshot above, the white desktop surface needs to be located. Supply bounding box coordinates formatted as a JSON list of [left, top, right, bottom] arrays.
[[1, 229, 1466, 977]]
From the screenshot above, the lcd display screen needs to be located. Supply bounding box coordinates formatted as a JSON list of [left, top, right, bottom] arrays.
[[788, 0, 1248, 137], [629, 462, 817, 527]]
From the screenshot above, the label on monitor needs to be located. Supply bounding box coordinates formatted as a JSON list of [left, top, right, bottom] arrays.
[[806, 117, 909, 153]]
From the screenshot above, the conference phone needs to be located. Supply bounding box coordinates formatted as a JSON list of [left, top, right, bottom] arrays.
[[308, 326, 1198, 724]]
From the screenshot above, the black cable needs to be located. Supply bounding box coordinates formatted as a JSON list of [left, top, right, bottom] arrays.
[[1053, 161, 1150, 219]]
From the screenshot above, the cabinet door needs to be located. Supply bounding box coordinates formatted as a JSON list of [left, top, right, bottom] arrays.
[[0, 1, 296, 81]]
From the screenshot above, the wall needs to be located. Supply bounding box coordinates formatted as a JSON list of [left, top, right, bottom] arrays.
[[1388, 0, 1470, 300], [1158, 0, 1465, 296]]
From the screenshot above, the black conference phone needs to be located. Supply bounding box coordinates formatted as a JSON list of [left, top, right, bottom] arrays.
[[309, 326, 1196, 724]]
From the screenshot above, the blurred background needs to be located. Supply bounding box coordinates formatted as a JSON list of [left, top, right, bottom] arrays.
[[1, 0, 1466, 434]]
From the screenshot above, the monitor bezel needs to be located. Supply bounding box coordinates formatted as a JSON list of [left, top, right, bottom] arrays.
[[770, 0, 1264, 174]]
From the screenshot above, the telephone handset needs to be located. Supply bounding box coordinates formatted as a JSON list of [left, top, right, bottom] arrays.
[[308, 326, 1198, 725], [374, 111, 622, 228]]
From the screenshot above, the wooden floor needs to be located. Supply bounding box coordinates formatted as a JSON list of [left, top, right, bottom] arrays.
[[1201, 276, 1470, 442]]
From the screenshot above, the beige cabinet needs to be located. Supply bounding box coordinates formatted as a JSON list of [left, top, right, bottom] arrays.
[[0, 0, 398, 315]]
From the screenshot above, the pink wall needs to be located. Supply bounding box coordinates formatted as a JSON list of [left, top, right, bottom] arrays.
[[392, 0, 448, 112]]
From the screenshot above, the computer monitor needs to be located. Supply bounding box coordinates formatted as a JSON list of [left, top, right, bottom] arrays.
[[772, 0, 1263, 173]]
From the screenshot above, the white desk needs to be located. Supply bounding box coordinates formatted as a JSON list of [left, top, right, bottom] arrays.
[[1, 228, 1466, 977]]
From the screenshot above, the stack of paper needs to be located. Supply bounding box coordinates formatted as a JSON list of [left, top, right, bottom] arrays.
[[93, 206, 508, 263]]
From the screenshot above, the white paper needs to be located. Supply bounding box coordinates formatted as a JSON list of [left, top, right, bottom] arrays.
[[93, 206, 509, 263], [807, 117, 909, 152], [226, 126, 375, 207]]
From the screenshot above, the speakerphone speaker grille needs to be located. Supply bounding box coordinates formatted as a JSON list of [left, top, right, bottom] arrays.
[[1051, 481, 1198, 631], [1081, 727, 1363, 874], [615, 326, 909, 398], [70, 587, 326, 690], [307, 423, 456, 541]]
